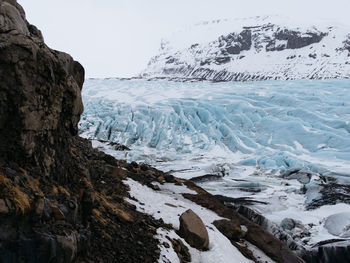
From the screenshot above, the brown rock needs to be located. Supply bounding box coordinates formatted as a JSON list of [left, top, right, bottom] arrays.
[[157, 176, 165, 184], [0, 199, 9, 214], [164, 203, 177, 208], [164, 174, 175, 183], [0, 1, 29, 35], [178, 209, 209, 251], [150, 183, 160, 191], [163, 242, 170, 248], [174, 178, 183, 186], [108, 166, 127, 180], [51, 205, 65, 220], [56, 233, 78, 262], [171, 238, 191, 263], [35, 198, 45, 217], [213, 219, 246, 241]]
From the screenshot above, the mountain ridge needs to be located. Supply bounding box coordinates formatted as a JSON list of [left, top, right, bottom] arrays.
[[141, 16, 350, 81]]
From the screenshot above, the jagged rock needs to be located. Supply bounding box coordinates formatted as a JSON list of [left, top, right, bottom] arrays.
[[178, 209, 209, 251], [170, 238, 191, 263], [0, 199, 9, 214], [219, 29, 252, 55], [0, 0, 28, 35], [303, 240, 350, 263], [34, 198, 44, 217], [51, 205, 65, 220], [56, 233, 78, 262], [267, 29, 325, 51], [280, 218, 310, 239], [190, 173, 223, 183], [281, 168, 313, 184], [344, 35, 350, 52]]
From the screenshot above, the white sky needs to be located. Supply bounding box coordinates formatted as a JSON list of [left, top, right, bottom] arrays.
[[18, 0, 350, 78]]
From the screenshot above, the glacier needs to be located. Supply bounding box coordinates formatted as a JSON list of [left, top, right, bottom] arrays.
[[80, 78, 350, 177], [79, 78, 350, 255]]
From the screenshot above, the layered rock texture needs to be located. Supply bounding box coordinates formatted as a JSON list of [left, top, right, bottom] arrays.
[[141, 16, 350, 81]]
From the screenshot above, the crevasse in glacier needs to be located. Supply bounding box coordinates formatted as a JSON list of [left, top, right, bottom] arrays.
[[79, 78, 350, 176]]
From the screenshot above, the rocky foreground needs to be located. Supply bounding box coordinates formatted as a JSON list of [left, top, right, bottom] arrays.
[[0, 1, 335, 262]]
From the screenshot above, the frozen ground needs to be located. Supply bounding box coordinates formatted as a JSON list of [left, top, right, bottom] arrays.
[[79, 78, 350, 254]]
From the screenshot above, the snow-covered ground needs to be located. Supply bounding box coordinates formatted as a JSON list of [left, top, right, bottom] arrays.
[[79, 78, 350, 260], [124, 178, 258, 263]]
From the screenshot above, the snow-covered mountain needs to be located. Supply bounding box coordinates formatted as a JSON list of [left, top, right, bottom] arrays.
[[141, 16, 350, 81]]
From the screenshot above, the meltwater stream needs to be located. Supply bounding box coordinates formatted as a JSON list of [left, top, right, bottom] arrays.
[[79, 78, 350, 248]]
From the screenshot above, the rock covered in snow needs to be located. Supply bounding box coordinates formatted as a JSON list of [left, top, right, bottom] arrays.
[[324, 212, 350, 238], [280, 218, 310, 239], [141, 16, 350, 81], [281, 168, 313, 184]]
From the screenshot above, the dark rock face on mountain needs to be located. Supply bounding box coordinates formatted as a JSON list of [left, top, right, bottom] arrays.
[[219, 29, 252, 55], [0, 1, 162, 262], [266, 28, 326, 51], [344, 34, 350, 52]]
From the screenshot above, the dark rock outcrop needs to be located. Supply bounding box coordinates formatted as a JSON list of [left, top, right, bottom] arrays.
[[219, 29, 252, 55], [303, 240, 350, 263], [0, 0, 84, 178], [344, 34, 350, 52], [213, 219, 246, 241], [0, 1, 162, 262], [266, 29, 326, 51], [170, 238, 192, 263]]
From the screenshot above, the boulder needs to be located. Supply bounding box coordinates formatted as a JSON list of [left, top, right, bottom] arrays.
[[178, 209, 209, 251]]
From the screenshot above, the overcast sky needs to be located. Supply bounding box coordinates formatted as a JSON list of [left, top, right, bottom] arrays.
[[18, 0, 350, 78]]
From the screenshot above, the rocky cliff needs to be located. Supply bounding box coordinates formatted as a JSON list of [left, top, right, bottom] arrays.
[[0, 1, 162, 262], [141, 16, 350, 81]]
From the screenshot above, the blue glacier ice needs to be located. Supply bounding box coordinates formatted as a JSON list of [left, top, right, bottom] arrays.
[[79, 78, 350, 177]]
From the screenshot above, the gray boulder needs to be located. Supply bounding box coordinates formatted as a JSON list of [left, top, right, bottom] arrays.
[[178, 209, 209, 251]]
